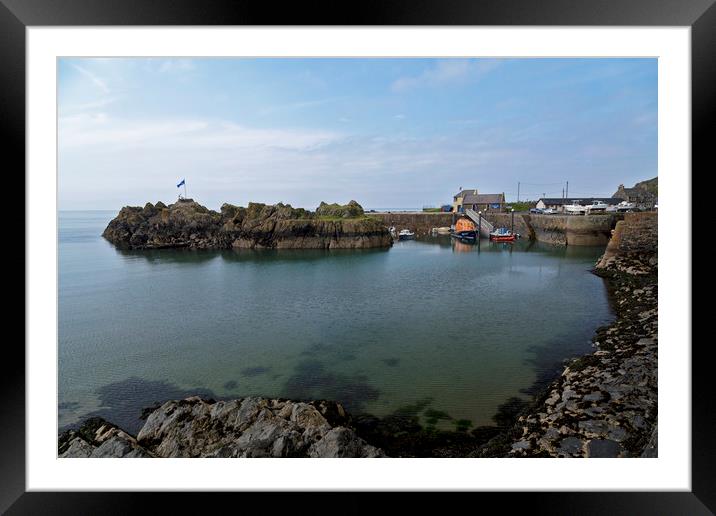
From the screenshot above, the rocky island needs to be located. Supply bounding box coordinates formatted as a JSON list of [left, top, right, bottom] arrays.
[[102, 199, 392, 250]]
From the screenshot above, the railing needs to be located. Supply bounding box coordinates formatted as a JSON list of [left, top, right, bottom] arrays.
[[464, 209, 494, 234]]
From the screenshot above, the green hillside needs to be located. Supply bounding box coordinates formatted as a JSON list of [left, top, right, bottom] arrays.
[[635, 177, 658, 195]]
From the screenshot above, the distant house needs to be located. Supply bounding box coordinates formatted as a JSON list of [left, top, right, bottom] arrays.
[[453, 189, 506, 213], [536, 197, 621, 212], [613, 183, 657, 210]]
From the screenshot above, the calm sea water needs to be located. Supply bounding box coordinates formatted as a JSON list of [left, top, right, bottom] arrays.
[[59, 210, 613, 434]]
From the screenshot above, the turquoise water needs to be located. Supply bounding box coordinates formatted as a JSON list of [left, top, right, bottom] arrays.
[[59, 211, 613, 434]]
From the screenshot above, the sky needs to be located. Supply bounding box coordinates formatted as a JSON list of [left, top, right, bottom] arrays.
[[58, 58, 657, 211]]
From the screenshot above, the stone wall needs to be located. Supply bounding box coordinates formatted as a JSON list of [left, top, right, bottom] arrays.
[[488, 213, 625, 245], [526, 214, 621, 246], [483, 213, 533, 239], [597, 212, 657, 269], [367, 212, 454, 236]]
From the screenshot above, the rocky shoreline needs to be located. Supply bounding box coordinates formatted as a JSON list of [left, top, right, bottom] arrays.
[[471, 213, 658, 457], [102, 199, 392, 250]]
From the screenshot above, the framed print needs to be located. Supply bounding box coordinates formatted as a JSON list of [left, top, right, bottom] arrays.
[[5, 0, 711, 513]]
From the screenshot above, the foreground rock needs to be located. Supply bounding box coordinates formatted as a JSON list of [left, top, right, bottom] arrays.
[[102, 199, 392, 250], [474, 212, 658, 458], [58, 417, 152, 458], [59, 397, 385, 458]]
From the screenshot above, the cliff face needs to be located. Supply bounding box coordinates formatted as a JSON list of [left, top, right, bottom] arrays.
[[102, 199, 392, 250], [59, 396, 385, 458]]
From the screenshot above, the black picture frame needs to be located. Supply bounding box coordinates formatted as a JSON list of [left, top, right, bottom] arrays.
[[4, 0, 709, 513]]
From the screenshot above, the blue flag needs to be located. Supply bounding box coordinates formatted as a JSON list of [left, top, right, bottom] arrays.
[[177, 179, 185, 188]]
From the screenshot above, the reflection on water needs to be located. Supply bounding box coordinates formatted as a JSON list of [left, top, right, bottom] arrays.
[[59, 211, 613, 433]]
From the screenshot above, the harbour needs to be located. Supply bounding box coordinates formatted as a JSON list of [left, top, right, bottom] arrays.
[[59, 210, 614, 436]]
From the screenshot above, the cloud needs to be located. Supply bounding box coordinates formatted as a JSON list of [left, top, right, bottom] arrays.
[[58, 112, 530, 210], [391, 59, 501, 92], [58, 114, 339, 151], [72, 64, 110, 94], [60, 96, 121, 116], [259, 97, 346, 116]]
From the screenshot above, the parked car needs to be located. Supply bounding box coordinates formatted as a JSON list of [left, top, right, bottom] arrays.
[[542, 208, 557, 214], [529, 208, 543, 214]]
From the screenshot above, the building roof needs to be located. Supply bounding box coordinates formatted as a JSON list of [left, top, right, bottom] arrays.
[[454, 189, 478, 199], [457, 191, 505, 204], [538, 197, 622, 206]]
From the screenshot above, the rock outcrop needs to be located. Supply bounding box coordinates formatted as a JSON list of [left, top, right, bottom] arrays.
[[102, 199, 392, 250], [59, 397, 385, 458], [58, 417, 153, 458]]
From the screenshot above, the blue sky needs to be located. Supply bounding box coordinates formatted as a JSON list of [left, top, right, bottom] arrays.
[[58, 58, 657, 211]]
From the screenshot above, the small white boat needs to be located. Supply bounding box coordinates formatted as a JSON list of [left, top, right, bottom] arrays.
[[606, 201, 637, 213], [564, 202, 586, 215], [584, 200, 609, 214], [398, 229, 415, 240]]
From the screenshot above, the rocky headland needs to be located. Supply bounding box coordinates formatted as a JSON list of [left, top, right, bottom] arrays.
[[102, 199, 392, 250], [59, 397, 384, 458]]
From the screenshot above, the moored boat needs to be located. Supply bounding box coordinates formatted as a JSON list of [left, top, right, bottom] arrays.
[[398, 229, 415, 240], [489, 227, 516, 242], [449, 217, 477, 243]]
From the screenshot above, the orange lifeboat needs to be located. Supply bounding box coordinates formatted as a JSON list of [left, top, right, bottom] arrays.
[[450, 218, 477, 243]]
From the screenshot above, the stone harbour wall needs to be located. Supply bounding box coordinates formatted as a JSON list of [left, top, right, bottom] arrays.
[[368, 212, 624, 245], [527, 214, 622, 246], [483, 213, 533, 239], [597, 212, 658, 268], [367, 212, 454, 236]]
